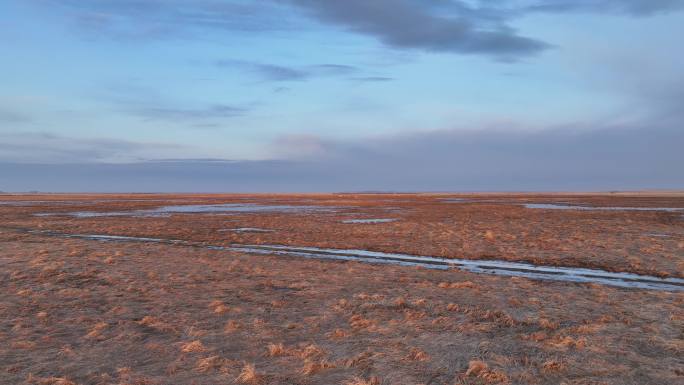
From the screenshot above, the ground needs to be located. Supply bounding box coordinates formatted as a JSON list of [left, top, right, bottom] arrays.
[[1, 193, 683, 385]]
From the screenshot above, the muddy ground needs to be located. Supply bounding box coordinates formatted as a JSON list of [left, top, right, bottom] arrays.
[[1, 193, 683, 384]]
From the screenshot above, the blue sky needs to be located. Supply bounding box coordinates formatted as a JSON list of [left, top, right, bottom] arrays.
[[1, 1, 683, 191]]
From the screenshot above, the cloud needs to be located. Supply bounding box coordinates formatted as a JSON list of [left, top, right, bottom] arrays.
[[0, 108, 31, 123], [217, 60, 309, 82], [95, 84, 251, 122], [129, 104, 247, 121], [312, 124, 683, 191], [35, 0, 549, 59], [3, 118, 682, 192], [34, 0, 683, 61], [517, 0, 684, 16], [311, 64, 359, 75], [0, 132, 185, 163], [216, 60, 361, 82], [270, 134, 329, 159], [288, 0, 548, 59], [349, 76, 394, 82], [40, 0, 301, 40]]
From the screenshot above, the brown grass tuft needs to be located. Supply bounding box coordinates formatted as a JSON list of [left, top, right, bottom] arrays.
[[236, 363, 261, 384], [407, 347, 430, 361], [181, 340, 206, 353], [27, 376, 77, 385], [296, 343, 325, 359], [57, 345, 75, 357], [542, 360, 565, 372], [345, 351, 374, 368], [464, 360, 509, 383], [345, 376, 381, 385], [266, 343, 287, 357], [481, 370, 509, 384], [538, 318, 559, 330], [439, 281, 475, 289], [392, 296, 408, 308], [209, 300, 230, 314], [412, 298, 427, 306], [301, 359, 336, 375], [224, 320, 241, 334], [349, 314, 374, 329], [137, 316, 174, 333], [549, 336, 586, 350], [84, 322, 108, 339], [466, 360, 488, 377], [214, 304, 230, 314], [12, 340, 37, 349], [328, 328, 350, 339], [195, 355, 226, 372]]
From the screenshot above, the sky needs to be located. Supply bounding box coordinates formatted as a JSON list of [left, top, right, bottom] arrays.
[[1, 0, 683, 192]]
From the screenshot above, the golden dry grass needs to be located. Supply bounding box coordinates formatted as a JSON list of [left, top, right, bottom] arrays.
[[0, 193, 683, 385], [344, 376, 381, 385], [236, 363, 261, 384], [180, 340, 206, 353]]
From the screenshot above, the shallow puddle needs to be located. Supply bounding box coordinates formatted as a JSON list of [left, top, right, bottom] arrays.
[[341, 218, 397, 224], [441, 199, 684, 212], [23, 230, 684, 292], [524, 203, 684, 212], [36, 203, 340, 217], [645, 233, 673, 238], [1, 200, 85, 207], [218, 228, 275, 233]]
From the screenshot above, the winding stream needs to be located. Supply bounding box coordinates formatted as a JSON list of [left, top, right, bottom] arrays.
[[18, 229, 684, 292]]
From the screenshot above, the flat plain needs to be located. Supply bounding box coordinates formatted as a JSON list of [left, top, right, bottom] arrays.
[[1, 193, 683, 385]]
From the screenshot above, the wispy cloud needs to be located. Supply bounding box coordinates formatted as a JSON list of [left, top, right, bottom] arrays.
[[518, 0, 684, 16], [95, 83, 251, 123], [4, 112, 682, 191], [0, 131, 186, 163], [217, 61, 309, 82], [0, 108, 31, 123], [32, 0, 683, 60], [42, 0, 302, 40], [129, 104, 248, 121], [349, 76, 394, 83], [216, 60, 362, 82], [4, 122, 682, 192]]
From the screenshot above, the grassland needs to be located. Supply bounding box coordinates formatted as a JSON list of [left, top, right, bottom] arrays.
[[1, 193, 683, 384]]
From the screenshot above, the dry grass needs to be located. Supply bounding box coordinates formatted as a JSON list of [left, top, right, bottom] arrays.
[[407, 347, 430, 361], [463, 360, 509, 384], [236, 363, 261, 384], [301, 358, 336, 375], [542, 360, 565, 372], [438, 281, 475, 289], [224, 319, 241, 334], [180, 340, 206, 353], [195, 355, 227, 372], [209, 299, 231, 314], [84, 322, 108, 339], [465, 360, 489, 377], [345, 376, 381, 385], [295, 344, 325, 359], [26, 376, 77, 385], [138, 315, 174, 333], [265, 343, 287, 357], [327, 328, 350, 339], [1, 193, 683, 385]]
